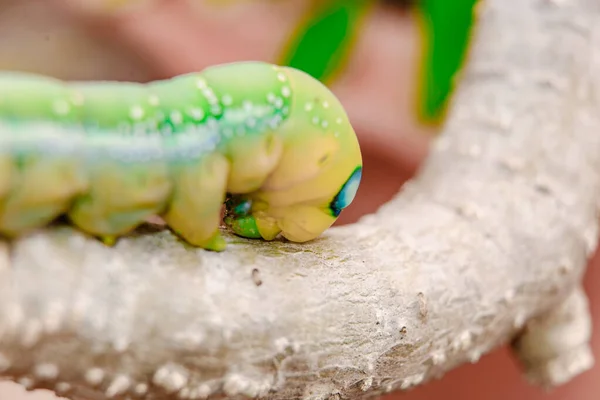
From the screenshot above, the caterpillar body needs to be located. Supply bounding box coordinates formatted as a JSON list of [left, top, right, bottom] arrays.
[[0, 61, 363, 251]]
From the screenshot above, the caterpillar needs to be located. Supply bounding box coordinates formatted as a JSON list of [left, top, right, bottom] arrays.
[[0, 61, 363, 251]]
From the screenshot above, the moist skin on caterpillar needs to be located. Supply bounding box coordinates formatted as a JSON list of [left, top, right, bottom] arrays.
[[0, 61, 363, 251]]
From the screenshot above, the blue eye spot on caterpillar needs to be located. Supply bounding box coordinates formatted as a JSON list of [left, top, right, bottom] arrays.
[[0, 61, 363, 251], [330, 166, 362, 217]]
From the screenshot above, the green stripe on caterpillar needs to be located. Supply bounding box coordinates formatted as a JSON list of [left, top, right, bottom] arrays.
[[0, 61, 363, 251]]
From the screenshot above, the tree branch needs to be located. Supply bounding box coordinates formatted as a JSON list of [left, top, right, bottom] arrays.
[[512, 285, 594, 387], [1, 0, 599, 399]]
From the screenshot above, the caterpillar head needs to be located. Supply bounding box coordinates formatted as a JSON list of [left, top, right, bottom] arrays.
[[224, 163, 362, 243], [224, 66, 363, 244]]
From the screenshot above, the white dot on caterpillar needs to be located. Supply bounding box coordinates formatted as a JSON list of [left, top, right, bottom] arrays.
[[53, 100, 70, 116], [187, 107, 204, 120], [336, 117, 343, 124], [321, 120, 329, 129], [334, 131, 340, 138], [196, 78, 207, 89], [71, 91, 85, 106], [322, 101, 330, 108], [266, 92, 276, 103], [202, 88, 218, 104], [148, 95, 160, 106], [277, 72, 287, 82], [312, 116, 320, 125], [210, 105, 222, 115], [274, 97, 284, 109], [281, 86, 291, 98], [304, 102, 314, 112], [222, 94, 233, 106], [242, 100, 253, 111], [130, 105, 145, 120], [170, 111, 183, 124]]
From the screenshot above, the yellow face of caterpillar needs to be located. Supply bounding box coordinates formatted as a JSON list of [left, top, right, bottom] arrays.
[[224, 163, 362, 243], [265, 165, 362, 243], [224, 124, 363, 243]]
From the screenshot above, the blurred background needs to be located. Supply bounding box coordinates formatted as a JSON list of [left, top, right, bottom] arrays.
[[0, 0, 597, 399]]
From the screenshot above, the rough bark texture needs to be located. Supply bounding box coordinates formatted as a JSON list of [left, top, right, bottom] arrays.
[[0, 0, 599, 399]]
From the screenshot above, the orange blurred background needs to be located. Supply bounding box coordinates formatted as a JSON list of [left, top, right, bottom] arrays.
[[0, 1, 596, 399]]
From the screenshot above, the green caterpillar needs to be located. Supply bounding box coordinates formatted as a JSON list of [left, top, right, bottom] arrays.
[[0, 61, 363, 251]]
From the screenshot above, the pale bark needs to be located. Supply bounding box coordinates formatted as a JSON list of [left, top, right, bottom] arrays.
[[0, 0, 599, 399]]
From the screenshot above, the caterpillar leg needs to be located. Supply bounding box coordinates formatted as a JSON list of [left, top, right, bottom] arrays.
[[67, 161, 172, 242], [162, 153, 229, 251], [223, 131, 283, 193], [0, 155, 87, 237]]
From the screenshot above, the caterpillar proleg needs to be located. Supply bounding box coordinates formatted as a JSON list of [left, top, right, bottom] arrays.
[[0, 61, 363, 251]]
